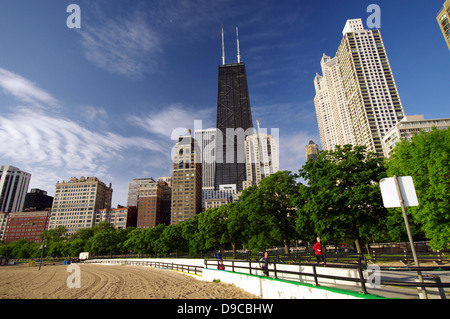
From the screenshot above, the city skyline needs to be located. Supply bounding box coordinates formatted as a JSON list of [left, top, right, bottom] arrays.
[[0, 1, 449, 207]]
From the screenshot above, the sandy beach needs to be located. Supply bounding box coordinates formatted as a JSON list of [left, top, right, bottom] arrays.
[[0, 263, 259, 299]]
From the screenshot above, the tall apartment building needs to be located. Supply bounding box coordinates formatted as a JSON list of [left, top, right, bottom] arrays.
[[137, 180, 171, 228], [195, 128, 217, 192], [314, 54, 356, 151], [0, 165, 31, 213], [243, 121, 279, 189], [437, 0, 450, 51], [305, 140, 319, 162], [195, 128, 221, 209], [335, 19, 405, 157], [49, 176, 113, 234], [382, 115, 450, 157], [171, 131, 202, 225]]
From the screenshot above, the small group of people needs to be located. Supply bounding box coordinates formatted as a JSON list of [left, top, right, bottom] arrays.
[[216, 252, 226, 270], [215, 236, 326, 275], [259, 237, 326, 276]]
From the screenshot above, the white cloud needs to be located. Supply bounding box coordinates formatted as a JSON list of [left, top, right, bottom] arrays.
[[0, 107, 164, 176], [0, 68, 60, 109], [0, 67, 173, 206], [78, 11, 161, 78], [128, 103, 215, 139], [82, 105, 108, 122]]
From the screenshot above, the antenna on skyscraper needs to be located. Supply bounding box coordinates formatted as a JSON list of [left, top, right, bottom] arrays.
[[222, 25, 226, 65], [236, 26, 241, 63]]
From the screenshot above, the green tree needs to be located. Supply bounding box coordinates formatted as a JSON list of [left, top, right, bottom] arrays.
[[386, 127, 450, 250], [146, 224, 167, 255], [47, 240, 69, 257], [87, 229, 120, 257], [92, 221, 116, 234], [156, 223, 187, 256], [0, 241, 13, 258], [45, 226, 67, 243], [298, 145, 388, 253], [225, 202, 248, 258], [68, 237, 88, 257], [294, 183, 317, 251], [124, 228, 147, 257], [181, 214, 207, 257], [240, 171, 299, 254], [7, 240, 40, 259], [70, 227, 95, 241], [115, 229, 130, 255], [197, 207, 229, 255]]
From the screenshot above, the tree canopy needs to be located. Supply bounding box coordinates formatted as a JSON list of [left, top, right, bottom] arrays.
[[386, 127, 450, 250], [298, 144, 388, 253]]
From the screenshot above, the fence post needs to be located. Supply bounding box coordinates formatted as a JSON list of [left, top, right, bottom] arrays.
[[434, 276, 446, 300], [249, 261, 252, 275], [232, 260, 235, 273], [273, 263, 277, 279], [358, 266, 368, 294], [312, 265, 319, 286]]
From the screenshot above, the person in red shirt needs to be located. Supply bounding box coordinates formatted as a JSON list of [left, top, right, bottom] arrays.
[[313, 237, 326, 265], [217, 260, 225, 270]]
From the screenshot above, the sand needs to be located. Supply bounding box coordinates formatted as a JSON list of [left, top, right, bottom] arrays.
[[0, 263, 259, 299]]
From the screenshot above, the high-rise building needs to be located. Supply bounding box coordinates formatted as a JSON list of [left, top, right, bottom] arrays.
[[305, 140, 319, 162], [314, 54, 356, 151], [0, 165, 31, 213], [137, 180, 171, 228], [23, 188, 53, 211], [437, 0, 450, 51], [382, 115, 450, 157], [49, 176, 113, 234], [195, 128, 220, 209], [243, 121, 279, 188], [335, 19, 405, 157], [195, 128, 217, 192], [3, 210, 50, 243], [127, 178, 156, 207], [171, 131, 202, 225], [0, 212, 7, 241], [215, 27, 254, 191]]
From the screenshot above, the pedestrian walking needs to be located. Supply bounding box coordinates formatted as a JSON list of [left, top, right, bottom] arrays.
[[259, 251, 270, 276]]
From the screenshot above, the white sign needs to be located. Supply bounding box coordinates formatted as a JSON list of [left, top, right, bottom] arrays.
[[379, 176, 419, 208]]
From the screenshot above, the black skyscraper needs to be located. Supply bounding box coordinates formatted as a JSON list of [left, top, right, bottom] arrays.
[[215, 27, 254, 190]]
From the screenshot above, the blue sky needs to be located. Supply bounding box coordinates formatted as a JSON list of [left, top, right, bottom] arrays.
[[0, 0, 449, 207]]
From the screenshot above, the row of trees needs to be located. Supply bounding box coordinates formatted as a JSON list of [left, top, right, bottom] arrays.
[[1, 128, 448, 259]]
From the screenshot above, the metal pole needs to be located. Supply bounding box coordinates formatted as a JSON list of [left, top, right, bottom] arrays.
[[38, 210, 51, 271], [393, 175, 427, 299]]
